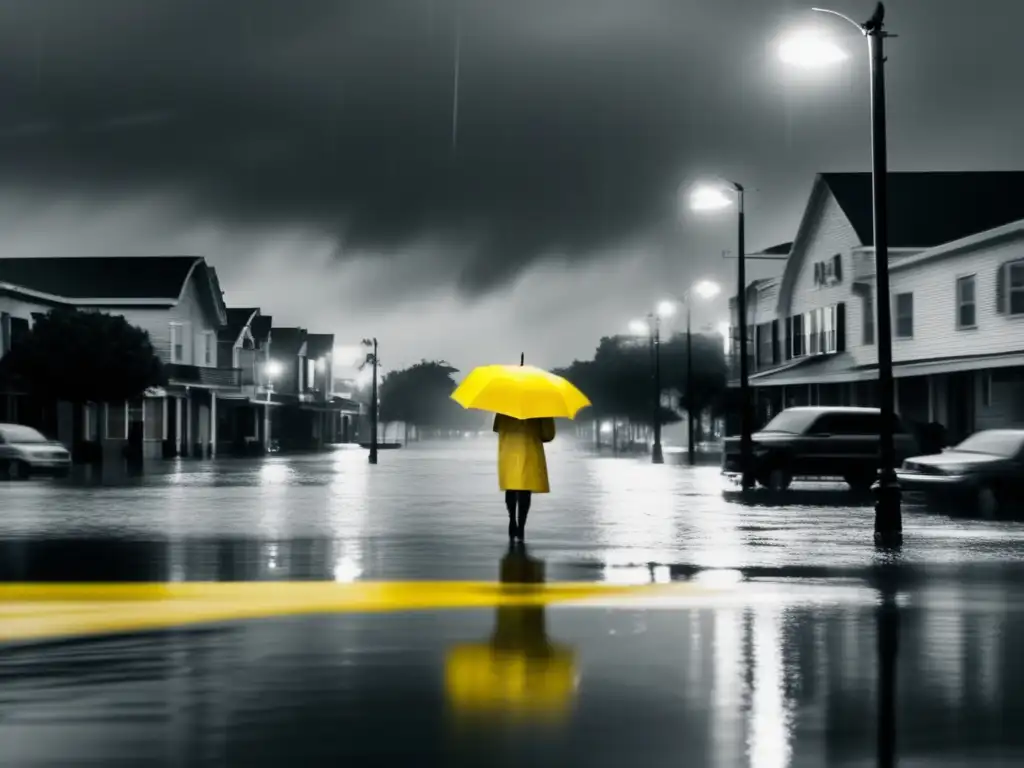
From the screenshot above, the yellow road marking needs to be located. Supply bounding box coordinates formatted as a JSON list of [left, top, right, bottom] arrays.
[[0, 581, 729, 644]]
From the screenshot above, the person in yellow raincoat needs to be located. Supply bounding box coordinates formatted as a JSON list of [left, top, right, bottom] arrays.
[[493, 414, 556, 541]]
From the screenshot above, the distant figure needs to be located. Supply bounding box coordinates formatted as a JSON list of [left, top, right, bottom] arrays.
[[493, 414, 556, 541]]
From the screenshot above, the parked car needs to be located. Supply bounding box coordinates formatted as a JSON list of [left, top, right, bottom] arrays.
[[722, 406, 920, 492], [0, 423, 72, 480], [896, 428, 1024, 519]]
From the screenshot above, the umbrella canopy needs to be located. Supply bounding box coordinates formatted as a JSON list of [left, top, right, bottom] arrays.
[[451, 364, 591, 420]]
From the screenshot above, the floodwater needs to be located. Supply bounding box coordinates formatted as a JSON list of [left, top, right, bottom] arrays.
[[3, 439, 1024, 765]]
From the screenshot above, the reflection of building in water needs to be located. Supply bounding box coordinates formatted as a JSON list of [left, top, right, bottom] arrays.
[[445, 545, 577, 725]]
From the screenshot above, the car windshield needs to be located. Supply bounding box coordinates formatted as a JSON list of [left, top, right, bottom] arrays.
[[0, 425, 49, 444], [759, 410, 821, 435], [953, 431, 1024, 458]]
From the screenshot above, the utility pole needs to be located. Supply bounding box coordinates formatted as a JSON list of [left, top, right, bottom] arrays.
[[652, 314, 664, 464]]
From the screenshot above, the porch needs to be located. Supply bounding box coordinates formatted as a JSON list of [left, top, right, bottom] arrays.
[[740, 352, 1024, 444]]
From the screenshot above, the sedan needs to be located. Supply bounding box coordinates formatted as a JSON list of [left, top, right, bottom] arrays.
[[896, 428, 1024, 519], [0, 423, 72, 480]]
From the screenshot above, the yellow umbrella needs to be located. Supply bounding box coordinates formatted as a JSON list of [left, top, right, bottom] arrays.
[[451, 362, 591, 420]]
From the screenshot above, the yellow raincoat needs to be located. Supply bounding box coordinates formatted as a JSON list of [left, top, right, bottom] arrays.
[[494, 415, 556, 493]]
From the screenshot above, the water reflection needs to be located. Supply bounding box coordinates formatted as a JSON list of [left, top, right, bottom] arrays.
[[445, 544, 577, 726]]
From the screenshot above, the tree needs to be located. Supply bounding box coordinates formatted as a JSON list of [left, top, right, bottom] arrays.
[[556, 336, 681, 434], [0, 308, 165, 404], [378, 360, 482, 436], [659, 331, 729, 432]]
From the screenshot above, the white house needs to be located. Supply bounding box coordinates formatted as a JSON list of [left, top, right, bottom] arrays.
[[729, 171, 1024, 442], [0, 256, 238, 458]]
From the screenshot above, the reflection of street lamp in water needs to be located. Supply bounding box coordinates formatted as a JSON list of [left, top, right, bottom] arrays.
[[445, 546, 577, 726]]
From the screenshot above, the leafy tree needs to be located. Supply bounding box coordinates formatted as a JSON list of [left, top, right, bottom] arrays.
[[378, 360, 482, 435], [659, 331, 729, 420], [0, 308, 165, 404]]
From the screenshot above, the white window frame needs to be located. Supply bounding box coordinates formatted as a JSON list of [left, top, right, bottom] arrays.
[[894, 292, 914, 339], [823, 305, 837, 354], [956, 274, 977, 329], [1009, 260, 1024, 316], [201, 330, 215, 366], [170, 322, 184, 363]]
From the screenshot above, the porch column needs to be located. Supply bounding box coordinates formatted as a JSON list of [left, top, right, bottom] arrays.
[[264, 405, 272, 452], [253, 407, 260, 442], [185, 393, 193, 458], [927, 377, 936, 423], [210, 394, 218, 458], [893, 377, 900, 415], [175, 397, 184, 456]]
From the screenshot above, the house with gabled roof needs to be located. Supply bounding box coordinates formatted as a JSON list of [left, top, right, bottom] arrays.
[[0, 256, 239, 459], [729, 171, 1024, 443]]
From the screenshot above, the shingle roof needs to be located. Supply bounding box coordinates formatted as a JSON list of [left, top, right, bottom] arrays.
[[305, 333, 334, 359], [271, 327, 306, 357], [823, 172, 1024, 248], [0, 256, 203, 300]]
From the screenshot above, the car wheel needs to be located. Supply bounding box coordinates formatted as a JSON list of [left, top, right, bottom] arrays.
[[757, 468, 792, 492], [976, 486, 1000, 520]]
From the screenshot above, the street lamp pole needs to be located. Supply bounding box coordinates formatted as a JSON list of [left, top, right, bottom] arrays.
[[734, 183, 754, 490], [686, 301, 696, 465], [652, 314, 664, 465], [367, 337, 379, 465], [864, 5, 901, 542], [809, 3, 900, 540]]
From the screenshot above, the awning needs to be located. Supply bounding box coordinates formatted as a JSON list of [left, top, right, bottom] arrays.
[[741, 350, 1024, 388]]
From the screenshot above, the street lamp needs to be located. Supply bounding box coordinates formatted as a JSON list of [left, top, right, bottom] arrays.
[[778, 2, 901, 545], [360, 337, 379, 465], [677, 280, 721, 465], [630, 301, 675, 464], [688, 179, 754, 489]]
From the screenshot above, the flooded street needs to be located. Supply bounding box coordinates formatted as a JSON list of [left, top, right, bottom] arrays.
[[3, 440, 1024, 765]]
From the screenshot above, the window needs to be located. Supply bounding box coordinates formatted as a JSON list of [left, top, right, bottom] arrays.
[[106, 401, 127, 439], [170, 323, 184, 363], [807, 309, 820, 355], [790, 314, 805, 357], [956, 275, 976, 329], [201, 331, 215, 366], [1011, 261, 1024, 315], [894, 292, 914, 338]]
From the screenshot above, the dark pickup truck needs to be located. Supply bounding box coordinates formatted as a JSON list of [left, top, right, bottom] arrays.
[[722, 406, 921, 491]]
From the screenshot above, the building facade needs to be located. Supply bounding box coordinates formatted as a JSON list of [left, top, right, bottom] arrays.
[[728, 171, 1024, 443]]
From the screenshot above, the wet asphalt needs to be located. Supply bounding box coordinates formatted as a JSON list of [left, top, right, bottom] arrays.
[[2, 438, 1024, 765]]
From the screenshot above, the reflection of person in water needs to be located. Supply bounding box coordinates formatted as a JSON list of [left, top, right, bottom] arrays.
[[445, 543, 577, 722]]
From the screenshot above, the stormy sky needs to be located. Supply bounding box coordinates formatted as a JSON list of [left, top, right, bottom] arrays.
[[1, 0, 1022, 375]]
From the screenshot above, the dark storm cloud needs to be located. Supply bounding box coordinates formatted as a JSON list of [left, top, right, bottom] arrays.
[[0, 0, 765, 294], [1, 0, 1023, 303]]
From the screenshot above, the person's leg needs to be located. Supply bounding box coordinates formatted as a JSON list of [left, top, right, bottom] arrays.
[[516, 491, 532, 539], [505, 491, 518, 538]]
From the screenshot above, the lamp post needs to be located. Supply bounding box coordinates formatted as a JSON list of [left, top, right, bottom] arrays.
[[778, 2, 901, 544], [690, 182, 753, 489], [630, 299, 675, 464], [361, 337, 379, 465], [677, 280, 722, 465]]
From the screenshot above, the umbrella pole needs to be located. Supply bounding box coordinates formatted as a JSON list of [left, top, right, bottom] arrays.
[[520, 353, 524, 366]]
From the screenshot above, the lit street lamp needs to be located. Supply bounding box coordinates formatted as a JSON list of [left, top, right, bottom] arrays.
[[678, 280, 721, 465], [360, 337, 379, 465], [778, 2, 901, 545], [630, 300, 675, 464], [688, 180, 754, 489]]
